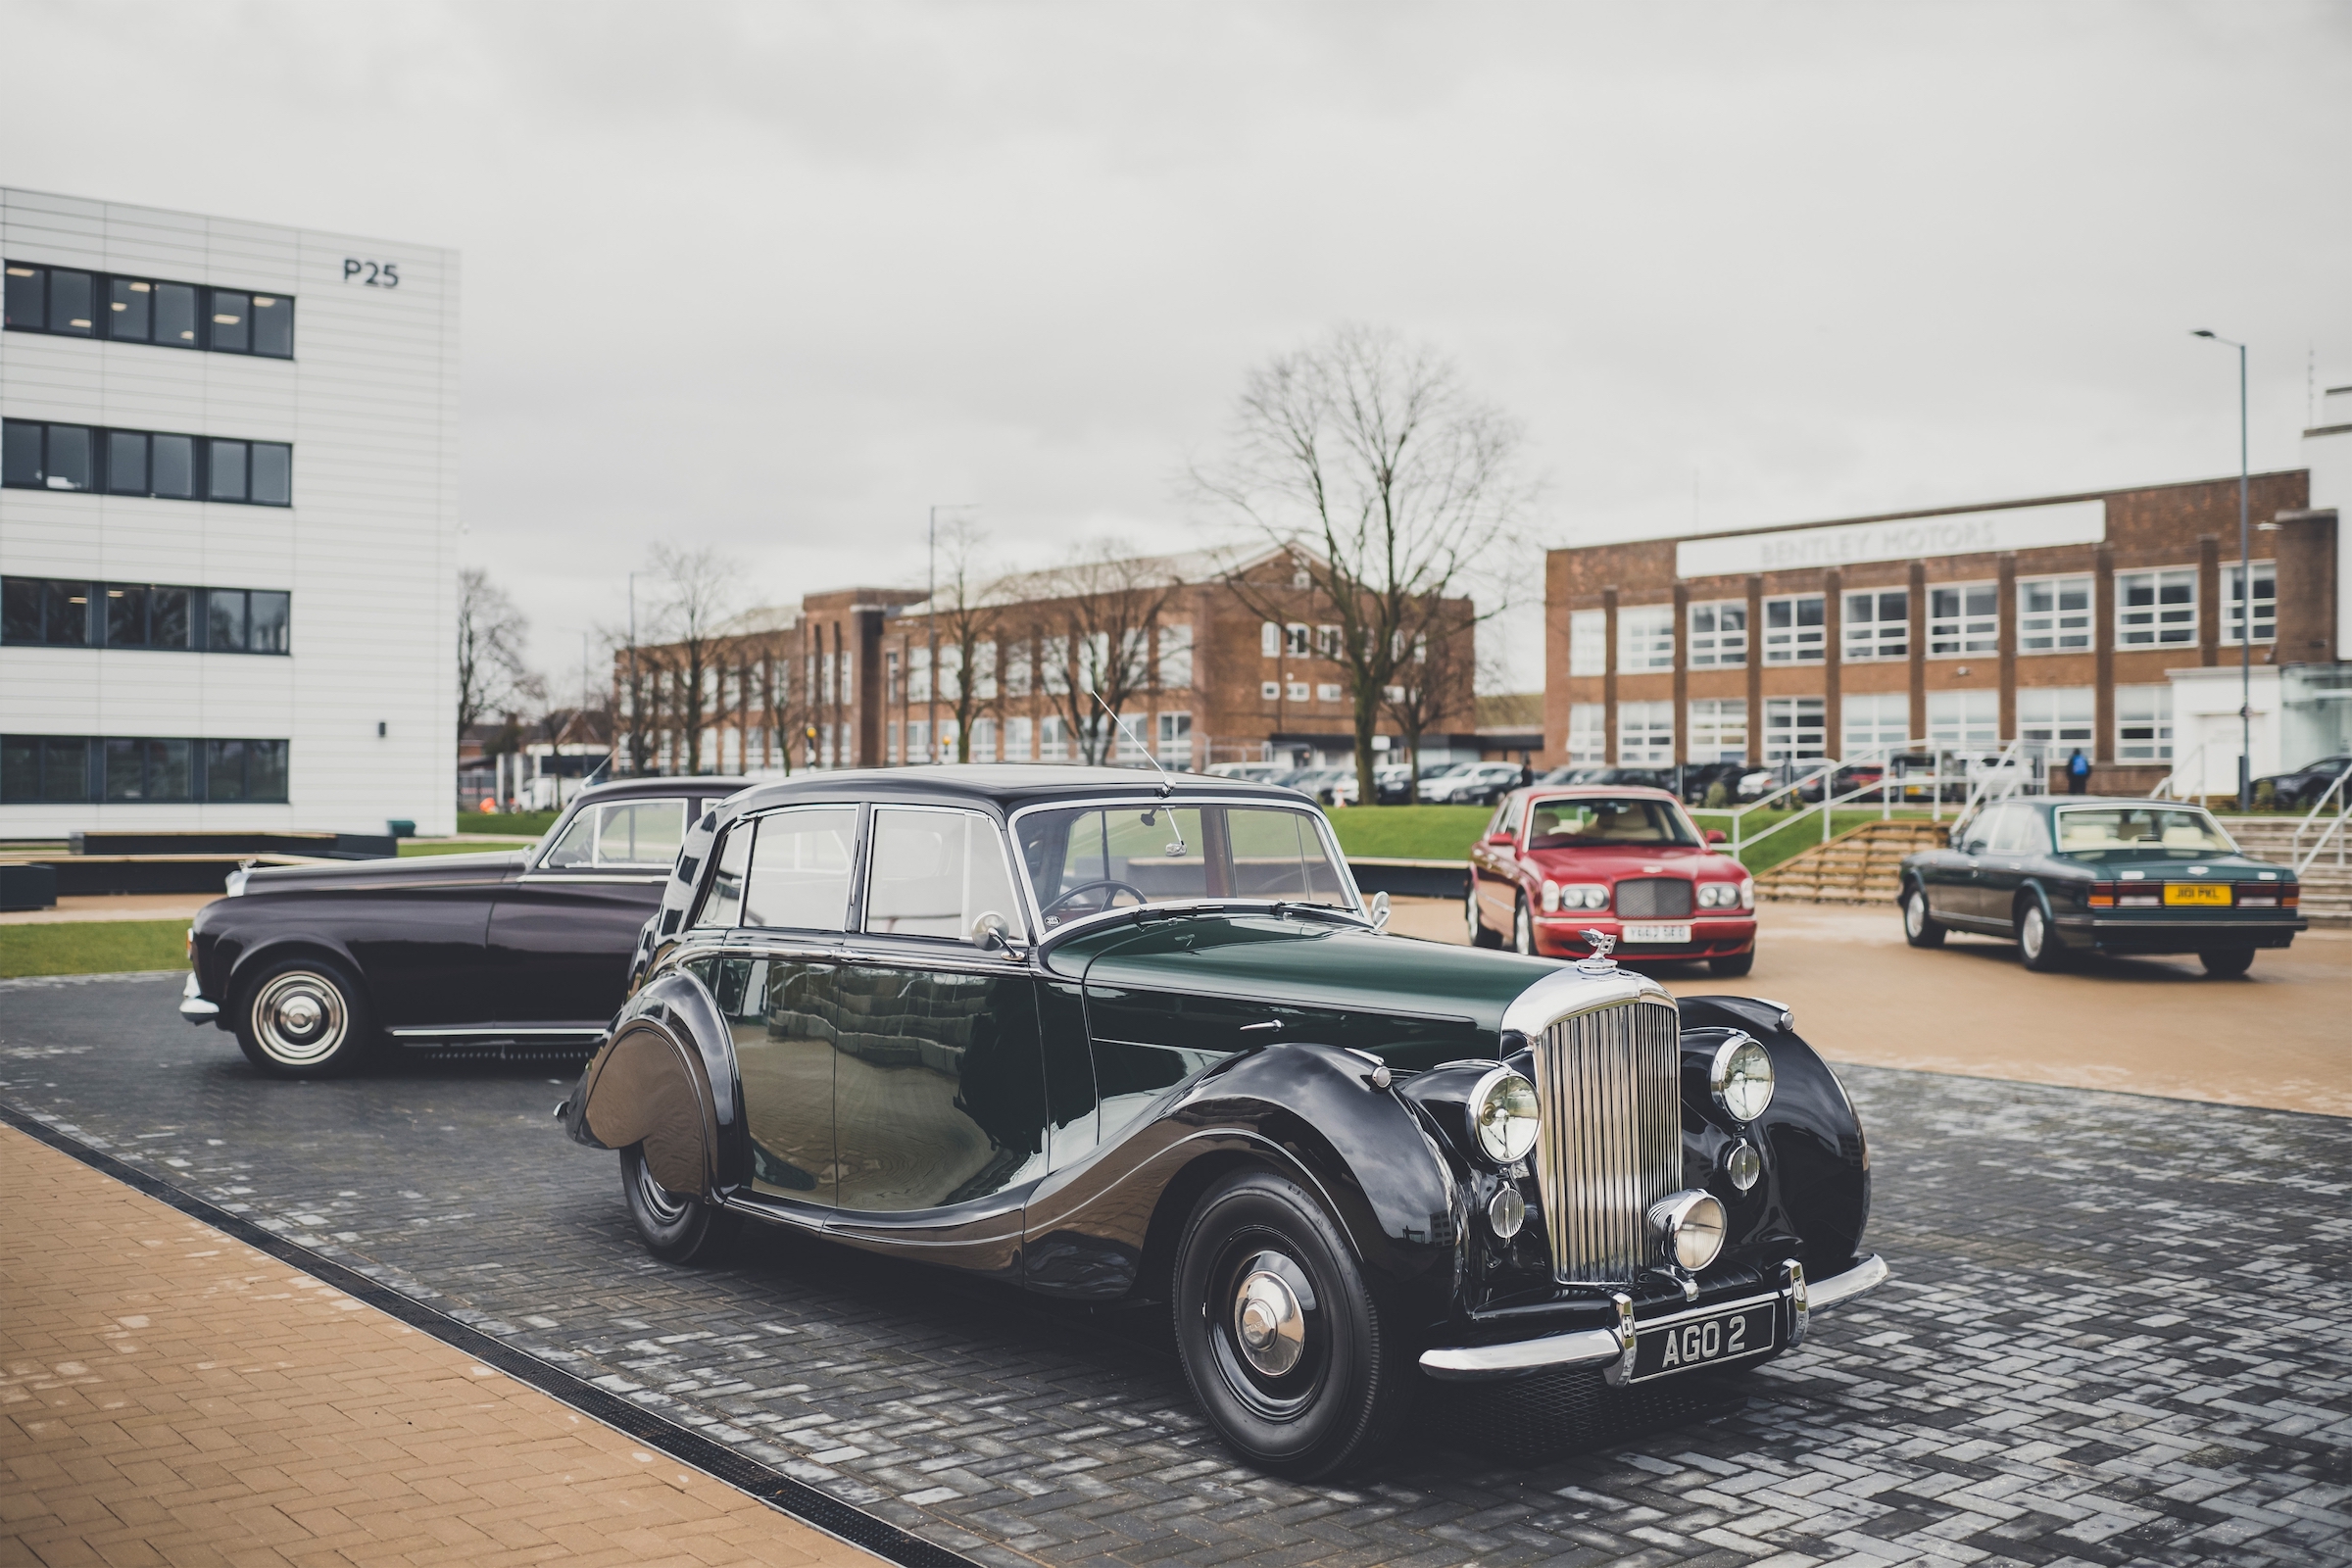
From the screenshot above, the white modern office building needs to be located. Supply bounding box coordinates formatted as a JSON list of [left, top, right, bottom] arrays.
[[2, 188, 458, 836]]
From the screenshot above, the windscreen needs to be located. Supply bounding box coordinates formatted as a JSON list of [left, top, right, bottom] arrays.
[[1016, 803, 1351, 928], [1523, 796, 1697, 848], [2054, 807, 2235, 856]]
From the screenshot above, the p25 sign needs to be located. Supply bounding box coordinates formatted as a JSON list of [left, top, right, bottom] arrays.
[[343, 258, 401, 288]]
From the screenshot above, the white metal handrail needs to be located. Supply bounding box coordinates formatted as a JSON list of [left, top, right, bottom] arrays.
[[1713, 739, 2004, 861], [2148, 743, 2208, 801], [2291, 759, 2352, 875]]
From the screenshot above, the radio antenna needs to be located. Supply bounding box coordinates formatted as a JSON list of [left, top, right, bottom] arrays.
[[1090, 689, 1186, 856]]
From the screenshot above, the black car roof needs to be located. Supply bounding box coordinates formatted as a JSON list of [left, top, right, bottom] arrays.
[[723, 764, 1305, 819]]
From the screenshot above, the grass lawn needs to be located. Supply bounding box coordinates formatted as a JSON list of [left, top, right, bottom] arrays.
[[1319, 805, 1494, 860], [398, 839, 534, 858], [459, 811, 559, 836], [0, 919, 186, 979]]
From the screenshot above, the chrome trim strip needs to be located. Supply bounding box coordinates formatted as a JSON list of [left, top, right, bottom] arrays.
[[1419, 1324, 1624, 1382], [1497, 966, 1675, 1039], [1784, 1259, 1809, 1348], [387, 1026, 603, 1039], [1806, 1252, 1888, 1313]]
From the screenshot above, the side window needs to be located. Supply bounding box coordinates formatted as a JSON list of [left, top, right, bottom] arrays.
[[692, 823, 753, 929], [745, 807, 858, 931], [1958, 807, 2003, 856], [542, 808, 597, 867], [596, 799, 686, 867], [1993, 808, 2044, 856], [865, 808, 1021, 941]]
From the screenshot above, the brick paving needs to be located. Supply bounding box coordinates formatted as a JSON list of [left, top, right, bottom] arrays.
[[4, 972, 2350, 1566], [0, 1116, 880, 1568]]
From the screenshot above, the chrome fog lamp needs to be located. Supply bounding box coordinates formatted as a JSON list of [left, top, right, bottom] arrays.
[[1469, 1067, 1541, 1164], [1648, 1189, 1726, 1272], [1724, 1139, 1761, 1192], [1710, 1032, 1776, 1122], [1487, 1183, 1526, 1240]]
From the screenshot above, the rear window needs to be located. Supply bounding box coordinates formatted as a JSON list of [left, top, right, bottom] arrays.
[[1525, 796, 1697, 848], [2054, 806, 2235, 856]]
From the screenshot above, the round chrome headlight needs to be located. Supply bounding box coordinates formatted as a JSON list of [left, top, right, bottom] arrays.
[[1469, 1067, 1540, 1164], [1648, 1189, 1726, 1272], [1710, 1033, 1775, 1122]]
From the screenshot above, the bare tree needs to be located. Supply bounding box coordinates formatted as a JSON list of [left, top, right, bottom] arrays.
[[1381, 605, 1478, 798], [598, 620, 660, 776], [455, 567, 536, 743], [1195, 324, 1527, 805], [1020, 543, 1182, 765], [925, 519, 1003, 763], [644, 544, 742, 775]]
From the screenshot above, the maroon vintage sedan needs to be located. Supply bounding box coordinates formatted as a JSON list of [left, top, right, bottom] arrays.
[[1466, 787, 1757, 974]]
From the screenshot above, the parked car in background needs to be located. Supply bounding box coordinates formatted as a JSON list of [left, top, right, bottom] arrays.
[[2257, 754, 2352, 810], [1204, 762, 1296, 784], [1679, 761, 1749, 805], [182, 776, 749, 1076], [1420, 760, 1527, 806], [1539, 764, 1607, 787], [563, 764, 1883, 1480], [1467, 786, 1756, 975], [1897, 797, 2304, 975], [1797, 763, 1887, 804], [1411, 760, 1473, 800]]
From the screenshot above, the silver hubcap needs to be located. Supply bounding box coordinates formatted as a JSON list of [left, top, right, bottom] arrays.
[[251, 972, 348, 1065], [634, 1156, 689, 1223], [1233, 1264, 1306, 1376], [1905, 893, 1923, 935], [2023, 907, 2042, 956]]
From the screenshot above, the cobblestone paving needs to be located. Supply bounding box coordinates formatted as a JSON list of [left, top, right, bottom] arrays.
[[4, 973, 2348, 1567]]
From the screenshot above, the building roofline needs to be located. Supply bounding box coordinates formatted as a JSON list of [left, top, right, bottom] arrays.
[[1578, 468, 2314, 553]]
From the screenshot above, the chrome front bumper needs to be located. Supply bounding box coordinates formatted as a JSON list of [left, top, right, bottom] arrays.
[[178, 971, 220, 1023], [1419, 1252, 1889, 1383]]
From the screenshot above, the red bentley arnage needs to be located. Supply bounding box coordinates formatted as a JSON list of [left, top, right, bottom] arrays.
[[1465, 787, 1757, 974]]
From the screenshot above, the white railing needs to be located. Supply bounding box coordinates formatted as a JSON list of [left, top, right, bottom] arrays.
[[2148, 743, 2209, 801], [1714, 739, 2028, 862], [2292, 759, 2352, 875]]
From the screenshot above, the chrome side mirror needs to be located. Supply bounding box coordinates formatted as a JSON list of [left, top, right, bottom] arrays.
[[971, 910, 1021, 954], [1369, 890, 1391, 933]]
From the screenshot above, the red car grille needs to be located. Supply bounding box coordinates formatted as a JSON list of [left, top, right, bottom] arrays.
[[1615, 878, 1692, 919]]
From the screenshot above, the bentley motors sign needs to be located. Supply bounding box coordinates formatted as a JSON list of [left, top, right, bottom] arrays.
[[1675, 499, 2108, 579]]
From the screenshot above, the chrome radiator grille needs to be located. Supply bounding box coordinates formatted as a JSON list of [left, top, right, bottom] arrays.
[[1528, 998, 1684, 1283]]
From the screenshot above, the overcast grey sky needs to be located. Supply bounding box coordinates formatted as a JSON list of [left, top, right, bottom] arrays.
[[7, 1, 2347, 695]]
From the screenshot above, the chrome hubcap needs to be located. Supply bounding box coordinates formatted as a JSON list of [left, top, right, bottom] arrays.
[[1232, 1262, 1306, 1376], [251, 972, 348, 1065], [634, 1157, 689, 1223], [1905, 894, 1923, 934]]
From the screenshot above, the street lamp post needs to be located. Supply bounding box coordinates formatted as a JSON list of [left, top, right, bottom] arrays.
[[2192, 329, 2251, 810]]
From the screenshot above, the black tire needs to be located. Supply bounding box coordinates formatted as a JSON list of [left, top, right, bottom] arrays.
[[232, 954, 374, 1078], [1465, 883, 1502, 949], [1900, 885, 1946, 949], [620, 1144, 741, 1264], [1709, 949, 1755, 978], [1172, 1168, 1411, 1480], [2017, 897, 2067, 972], [2199, 948, 2256, 978], [1512, 895, 1536, 956]]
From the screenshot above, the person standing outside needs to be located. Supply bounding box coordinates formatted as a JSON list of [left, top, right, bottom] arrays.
[[2066, 748, 2090, 795]]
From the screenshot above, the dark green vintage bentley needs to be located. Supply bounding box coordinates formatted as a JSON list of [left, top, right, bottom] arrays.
[[1898, 796, 2305, 975], [560, 766, 1885, 1477]]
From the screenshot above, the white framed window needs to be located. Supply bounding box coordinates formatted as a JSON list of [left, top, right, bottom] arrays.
[[2015, 686, 2093, 761], [1569, 609, 1606, 677], [2017, 575, 2092, 653], [2116, 684, 2174, 761], [1842, 589, 1909, 662], [1156, 623, 1194, 688], [968, 716, 998, 762], [1569, 703, 1604, 761], [2117, 567, 2196, 646], [1315, 682, 1342, 703], [1259, 680, 1281, 701], [1038, 714, 1067, 762], [1287, 681, 1309, 702], [1002, 639, 1032, 698], [1617, 604, 1675, 671], [1315, 624, 1342, 660], [1156, 710, 1192, 766], [1004, 715, 1033, 760], [1763, 696, 1826, 760], [2223, 560, 2276, 645], [1260, 621, 1280, 658], [1286, 623, 1310, 657], [1841, 692, 1910, 758], [906, 645, 931, 702], [1927, 689, 1999, 751], [1762, 595, 1825, 663], [1928, 583, 1998, 656], [1617, 700, 1674, 764], [1688, 601, 1747, 667], [904, 720, 928, 763], [1689, 698, 1746, 762]]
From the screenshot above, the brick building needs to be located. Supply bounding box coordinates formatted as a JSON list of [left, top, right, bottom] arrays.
[[618, 548, 1479, 775], [1544, 471, 2341, 793]]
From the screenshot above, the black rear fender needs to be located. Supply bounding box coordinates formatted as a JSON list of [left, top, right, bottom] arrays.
[[562, 969, 744, 1198]]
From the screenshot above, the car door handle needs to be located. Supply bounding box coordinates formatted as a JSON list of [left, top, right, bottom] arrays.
[[1239, 1020, 1281, 1034]]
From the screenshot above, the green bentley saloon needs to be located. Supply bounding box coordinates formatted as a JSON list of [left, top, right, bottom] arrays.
[[559, 766, 1884, 1478], [1898, 796, 2305, 975]]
